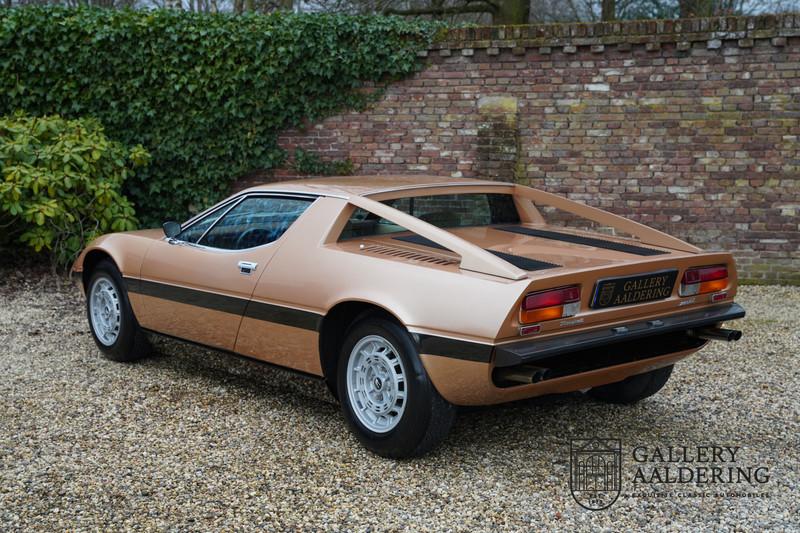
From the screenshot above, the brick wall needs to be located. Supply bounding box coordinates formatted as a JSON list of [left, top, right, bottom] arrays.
[[239, 15, 800, 284]]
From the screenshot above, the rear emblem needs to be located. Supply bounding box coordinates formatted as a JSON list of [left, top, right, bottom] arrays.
[[598, 282, 616, 307]]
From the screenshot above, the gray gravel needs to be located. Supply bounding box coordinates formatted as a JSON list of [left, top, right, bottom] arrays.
[[1, 270, 798, 531]]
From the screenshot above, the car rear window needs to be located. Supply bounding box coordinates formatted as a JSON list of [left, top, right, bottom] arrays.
[[340, 193, 520, 240]]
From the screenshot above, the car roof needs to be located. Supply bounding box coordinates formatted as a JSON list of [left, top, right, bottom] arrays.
[[239, 175, 507, 198]]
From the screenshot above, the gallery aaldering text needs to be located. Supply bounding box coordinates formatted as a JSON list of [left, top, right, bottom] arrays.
[[631, 446, 770, 485]]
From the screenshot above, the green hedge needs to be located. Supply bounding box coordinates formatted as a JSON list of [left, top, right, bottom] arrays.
[[0, 7, 438, 225], [0, 113, 148, 266]]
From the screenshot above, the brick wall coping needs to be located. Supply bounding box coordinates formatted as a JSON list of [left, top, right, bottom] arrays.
[[424, 13, 800, 56]]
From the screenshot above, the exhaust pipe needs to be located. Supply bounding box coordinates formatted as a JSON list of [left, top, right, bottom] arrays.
[[496, 365, 550, 384], [690, 327, 743, 342]]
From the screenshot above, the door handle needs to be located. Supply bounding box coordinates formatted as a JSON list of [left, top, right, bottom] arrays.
[[238, 261, 258, 275]]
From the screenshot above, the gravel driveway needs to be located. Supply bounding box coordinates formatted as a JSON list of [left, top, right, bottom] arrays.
[[1, 270, 797, 531]]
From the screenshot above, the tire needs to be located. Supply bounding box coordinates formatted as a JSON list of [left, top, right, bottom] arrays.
[[337, 316, 456, 458], [588, 365, 674, 404], [86, 259, 150, 362]]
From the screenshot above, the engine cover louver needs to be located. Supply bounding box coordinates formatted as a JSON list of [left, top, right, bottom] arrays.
[[360, 243, 458, 266]]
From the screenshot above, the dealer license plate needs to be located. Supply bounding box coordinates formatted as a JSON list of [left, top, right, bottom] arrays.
[[591, 269, 678, 309]]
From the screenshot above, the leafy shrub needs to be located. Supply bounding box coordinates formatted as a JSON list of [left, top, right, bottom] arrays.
[[292, 148, 354, 176], [0, 113, 149, 266], [0, 8, 439, 225]]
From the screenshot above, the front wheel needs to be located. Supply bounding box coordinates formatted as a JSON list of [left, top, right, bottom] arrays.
[[337, 317, 456, 458], [86, 259, 150, 362]]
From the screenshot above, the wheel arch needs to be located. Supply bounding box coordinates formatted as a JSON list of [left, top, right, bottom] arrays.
[[81, 249, 118, 290], [318, 300, 406, 400]]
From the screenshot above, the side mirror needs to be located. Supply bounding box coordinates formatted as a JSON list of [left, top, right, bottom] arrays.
[[162, 221, 182, 239]]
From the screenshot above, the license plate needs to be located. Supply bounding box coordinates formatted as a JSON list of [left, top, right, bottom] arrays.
[[591, 269, 678, 309]]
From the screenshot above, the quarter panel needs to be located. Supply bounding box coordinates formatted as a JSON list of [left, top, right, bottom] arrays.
[[253, 197, 528, 343]]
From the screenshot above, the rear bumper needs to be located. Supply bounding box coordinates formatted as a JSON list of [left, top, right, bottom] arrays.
[[419, 303, 745, 406], [494, 303, 745, 368]]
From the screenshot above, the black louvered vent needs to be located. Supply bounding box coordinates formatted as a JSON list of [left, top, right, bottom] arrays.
[[360, 243, 458, 266]]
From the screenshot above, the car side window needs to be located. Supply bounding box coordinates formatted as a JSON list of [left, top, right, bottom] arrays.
[[198, 196, 314, 250], [176, 205, 227, 243]]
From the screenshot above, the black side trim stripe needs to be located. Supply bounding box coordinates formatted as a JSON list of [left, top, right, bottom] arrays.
[[135, 279, 248, 315], [416, 334, 494, 363], [392, 234, 560, 271], [496, 225, 668, 256], [127, 278, 321, 331], [244, 300, 323, 331], [126, 276, 495, 362]]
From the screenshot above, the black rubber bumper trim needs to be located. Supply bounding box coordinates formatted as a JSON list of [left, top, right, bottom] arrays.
[[493, 303, 746, 368], [392, 234, 560, 271], [416, 334, 494, 363], [496, 225, 668, 256]]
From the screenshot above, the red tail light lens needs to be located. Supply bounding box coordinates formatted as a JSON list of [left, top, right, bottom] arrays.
[[521, 285, 581, 324], [680, 265, 728, 296]]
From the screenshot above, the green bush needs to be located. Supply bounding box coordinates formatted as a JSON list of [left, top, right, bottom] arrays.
[[0, 113, 149, 266], [0, 8, 439, 225]]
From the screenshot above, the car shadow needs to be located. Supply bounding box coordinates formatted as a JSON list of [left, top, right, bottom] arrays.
[[140, 333, 684, 462]]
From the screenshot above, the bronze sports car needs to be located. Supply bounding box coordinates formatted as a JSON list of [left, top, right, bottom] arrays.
[[73, 176, 745, 457]]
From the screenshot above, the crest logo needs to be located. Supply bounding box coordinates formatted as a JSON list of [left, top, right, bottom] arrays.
[[570, 438, 622, 510], [598, 282, 616, 307]]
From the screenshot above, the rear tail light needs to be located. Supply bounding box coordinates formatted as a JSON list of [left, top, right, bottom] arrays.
[[520, 285, 581, 324], [680, 265, 728, 297]]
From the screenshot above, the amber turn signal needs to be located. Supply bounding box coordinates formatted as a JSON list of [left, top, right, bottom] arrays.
[[520, 285, 581, 324], [680, 265, 728, 297]]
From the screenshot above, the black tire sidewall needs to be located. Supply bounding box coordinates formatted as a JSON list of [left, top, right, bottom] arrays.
[[589, 365, 674, 404], [337, 317, 436, 457], [86, 261, 139, 361]]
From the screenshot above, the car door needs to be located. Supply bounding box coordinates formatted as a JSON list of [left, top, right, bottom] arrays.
[[136, 194, 317, 351]]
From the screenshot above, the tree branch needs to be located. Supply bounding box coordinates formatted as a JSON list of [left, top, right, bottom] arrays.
[[385, 1, 496, 17]]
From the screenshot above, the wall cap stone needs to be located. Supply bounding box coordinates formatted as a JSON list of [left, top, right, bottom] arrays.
[[432, 13, 799, 53]]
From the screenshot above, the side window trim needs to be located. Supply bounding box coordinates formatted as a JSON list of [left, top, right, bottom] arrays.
[[180, 195, 241, 233], [192, 193, 318, 251], [195, 196, 246, 245], [174, 196, 242, 244]]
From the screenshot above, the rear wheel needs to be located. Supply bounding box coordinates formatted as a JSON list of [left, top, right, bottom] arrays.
[[86, 260, 150, 362], [337, 317, 456, 458], [588, 365, 674, 404]]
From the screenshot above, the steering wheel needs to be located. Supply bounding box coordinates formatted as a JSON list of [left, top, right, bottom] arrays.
[[235, 227, 270, 249]]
